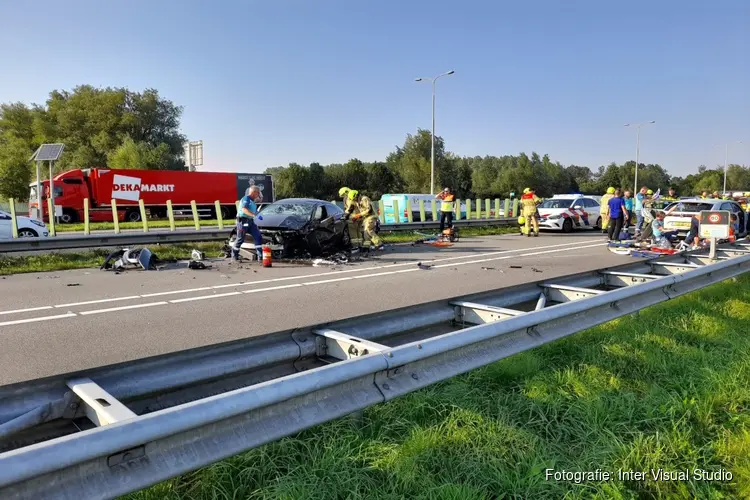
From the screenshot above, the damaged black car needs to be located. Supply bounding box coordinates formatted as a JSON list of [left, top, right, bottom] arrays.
[[229, 198, 352, 257]]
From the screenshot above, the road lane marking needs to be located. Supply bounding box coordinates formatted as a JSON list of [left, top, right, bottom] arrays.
[[79, 302, 169, 316], [0, 312, 77, 327], [169, 292, 242, 304], [0, 240, 597, 318], [176, 243, 608, 302], [141, 287, 212, 298], [0, 306, 54, 315], [54, 296, 142, 308], [432, 243, 605, 268]]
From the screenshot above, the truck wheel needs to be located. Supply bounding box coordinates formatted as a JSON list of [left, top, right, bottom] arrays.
[[220, 205, 234, 220], [60, 209, 77, 224], [126, 210, 142, 222]]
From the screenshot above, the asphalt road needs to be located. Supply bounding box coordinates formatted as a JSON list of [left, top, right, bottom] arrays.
[[0, 233, 629, 385]]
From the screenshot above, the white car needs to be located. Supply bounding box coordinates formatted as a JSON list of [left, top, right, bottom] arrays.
[[662, 198, 748, 237], [0, 210, 50, 239], [537, 194, 602, 232]]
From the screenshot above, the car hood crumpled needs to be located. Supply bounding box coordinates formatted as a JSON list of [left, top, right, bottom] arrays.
[[256, 213, 310, 231]]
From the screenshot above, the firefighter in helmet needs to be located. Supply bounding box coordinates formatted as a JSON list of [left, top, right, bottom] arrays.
[[520, 187, 540, 237], [348, 190, 384, 250], [600, 187, 615, 233]]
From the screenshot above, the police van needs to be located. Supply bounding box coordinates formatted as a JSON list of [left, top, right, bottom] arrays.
[[380, 194, 468, 223]]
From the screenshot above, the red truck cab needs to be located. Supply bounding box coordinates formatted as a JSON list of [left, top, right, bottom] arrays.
[[29, 170, 93, 223]]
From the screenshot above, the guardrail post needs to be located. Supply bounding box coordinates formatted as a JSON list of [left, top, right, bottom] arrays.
[[494, 199, 500, 219], [83, 198, 90, 235], [431, 199, 437, 221], [215, 200, 224, 230], [46, 198, 56, 236], [9, 198, 18, 238], [475, 198, 481, 220], [504, 199, 510, 219], [466, 199, 472, 220], [455, 199, 462, 220], [485, 199, 490, 219], [111, 200, 120, 234], [406, 199, 413, 223], [418, 200, 426, 222], [392, 200, 399, 224], [167, 201, 175, 231], [138, 200, 149, 232], [378, 200, 385, 223], [191, 201, 200, 230], [512, 199, 519, 218]]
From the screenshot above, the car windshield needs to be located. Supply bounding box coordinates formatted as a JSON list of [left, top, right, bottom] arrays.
[[262, 202, 314, 218], [666, 202, 713, 213], [539, 199, 573, 209]]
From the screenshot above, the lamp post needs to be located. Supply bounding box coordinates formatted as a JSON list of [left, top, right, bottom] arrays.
[[624, 121, 655, 194], [415, 70, 455, 195], [714, 141, 744, 195]]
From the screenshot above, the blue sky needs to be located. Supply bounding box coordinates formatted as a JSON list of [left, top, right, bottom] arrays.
[[1, 0, 748, 176]]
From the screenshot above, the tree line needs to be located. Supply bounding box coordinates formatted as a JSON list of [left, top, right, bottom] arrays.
[[266, 129, 749, 201], [0, 85, 186, 200], [1, 86, 748, 202]]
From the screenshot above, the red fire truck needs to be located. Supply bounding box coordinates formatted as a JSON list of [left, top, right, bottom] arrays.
[[28, 168, 274, 223]]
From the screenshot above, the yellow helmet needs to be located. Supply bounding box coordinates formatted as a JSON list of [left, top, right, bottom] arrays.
[[338, 187, 350, 197], [523, 188, 530, 194], [518, 216, 526, 225], [606, 187, 615, 194], [348, 189, 359, 200], [647, 189, 653, 195]]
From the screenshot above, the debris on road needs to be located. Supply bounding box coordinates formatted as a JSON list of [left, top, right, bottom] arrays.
[[101, 247, 160, 272], [188, 260, 210, 270], [191, 249, 206, 261], [509, 265, 523, 269], [531, 267, 543, 273], [66, 283, 81, 287], [417, 262, 432, 270]]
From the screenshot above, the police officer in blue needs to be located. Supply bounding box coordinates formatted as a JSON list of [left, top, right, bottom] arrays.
[[232, 185, 264, 262]]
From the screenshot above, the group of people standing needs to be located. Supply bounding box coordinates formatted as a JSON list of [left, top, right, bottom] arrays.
[[600, 186, 680, 243]]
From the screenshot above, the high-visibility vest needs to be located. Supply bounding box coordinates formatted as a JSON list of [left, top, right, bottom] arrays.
[[440, 194, 455, 212]]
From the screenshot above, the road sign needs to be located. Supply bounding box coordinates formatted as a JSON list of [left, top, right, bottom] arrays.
[[699, 210, 730, 239], [184, 141, 203, 171]]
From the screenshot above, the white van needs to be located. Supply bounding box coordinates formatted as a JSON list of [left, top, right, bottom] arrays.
[[380, 194, 467, 223]]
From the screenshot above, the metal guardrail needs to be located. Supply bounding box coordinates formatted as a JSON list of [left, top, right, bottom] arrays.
[[2, 242, 747, 499], [0, 218, 516, 253]]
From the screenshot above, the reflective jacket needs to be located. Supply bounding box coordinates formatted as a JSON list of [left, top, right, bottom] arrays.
[[436, 192, 456, 212], [520, 193, 540, 215], [600, 194, 614, 215], [358, 196, 377, 219]]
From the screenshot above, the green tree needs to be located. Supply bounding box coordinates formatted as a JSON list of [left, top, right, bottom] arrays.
[[0, 136, 33, 200], [108, 137, 172, 171]]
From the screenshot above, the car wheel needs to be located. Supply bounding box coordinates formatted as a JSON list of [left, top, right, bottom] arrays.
[[595, 217, 602, 230], [562, 218, 573, 233], [18, 228, 38, 238]]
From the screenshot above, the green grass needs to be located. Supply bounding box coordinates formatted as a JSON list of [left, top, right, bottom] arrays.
[[123, 275, 750, 500], [0, 226, 517, 275], [56, 219, 224, 232]]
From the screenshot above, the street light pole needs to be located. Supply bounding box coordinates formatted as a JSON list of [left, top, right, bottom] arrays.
[[715, 141, 744, 195], [415, 70, 455, 195], [624, 121, 655, 194]]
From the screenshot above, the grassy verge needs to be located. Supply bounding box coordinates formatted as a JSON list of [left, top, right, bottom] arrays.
[[0, 226, 517, 275], [124, 275, 750, 500], [56, 219, 224, 232]]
